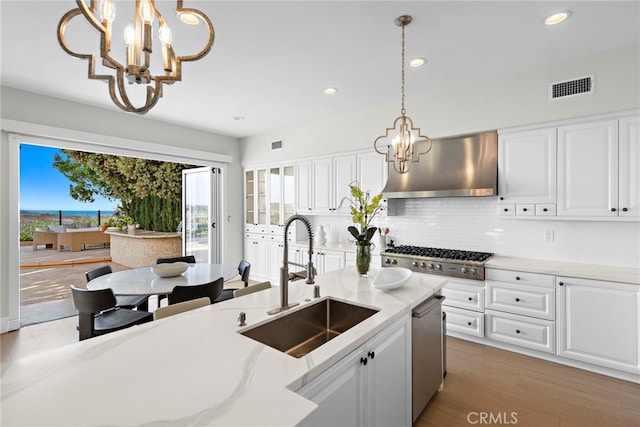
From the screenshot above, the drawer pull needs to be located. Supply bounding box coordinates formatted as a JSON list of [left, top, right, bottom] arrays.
[[559, 282, 564, 286], [515, 297, 520, 302], [360, 357, 367, 366], [543, 208, 548, 212], [503, 208, 509, 212], [611, 208, 617, 212], [467, 321, 473, 326], [522, 208, 528, 212], [516, 329, 521, 334], [623, 207, 628, 212], [515, 276, 521, 280], [468, 297, 473, 301]]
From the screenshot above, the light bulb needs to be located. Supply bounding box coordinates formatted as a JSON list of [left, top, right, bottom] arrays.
[[140, 0, 155, 23], [99, 0, 116, 23], [123, 22, 136, 45], [158, 22, 172, 45]]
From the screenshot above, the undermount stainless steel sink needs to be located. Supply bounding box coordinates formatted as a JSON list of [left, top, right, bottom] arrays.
[[240, 298, 379, 358]]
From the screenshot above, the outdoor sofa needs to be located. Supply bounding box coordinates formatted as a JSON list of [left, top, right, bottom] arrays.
[[33, 226, 110, 252]]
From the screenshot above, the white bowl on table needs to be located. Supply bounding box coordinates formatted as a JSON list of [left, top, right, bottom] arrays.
[[372, 267, 413, 290], [151, 262, 188, 278]]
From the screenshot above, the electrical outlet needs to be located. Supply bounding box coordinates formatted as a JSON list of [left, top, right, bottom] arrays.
[[544, 230, 554, 242]]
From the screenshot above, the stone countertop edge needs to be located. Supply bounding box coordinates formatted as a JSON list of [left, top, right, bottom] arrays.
[[0, 267, 445, 426], [106, 229, 182, 239], [486, 256, 640, 285]]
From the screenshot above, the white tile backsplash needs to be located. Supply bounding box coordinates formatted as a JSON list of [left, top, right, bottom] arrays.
[[310, 197, 640, 268]]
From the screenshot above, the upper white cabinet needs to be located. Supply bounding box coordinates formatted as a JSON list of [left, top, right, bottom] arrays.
[[619, 115, 640, 217], [245, 168, 268, 228], [557, 276, 640, 375], [295, 151, 386, 215], [269, 165, 296, 227], [497, 127, 557, 217], [557, 118, 619, 217]]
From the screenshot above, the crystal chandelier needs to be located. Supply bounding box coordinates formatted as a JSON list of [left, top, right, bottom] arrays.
[[57, 0, 215, 114], [374, 15, 432, 174]]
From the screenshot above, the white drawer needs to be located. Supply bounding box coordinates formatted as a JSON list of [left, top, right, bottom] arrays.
[[486, 310, 555, 353], [515, 204, 535, 216], [485, 269, 555, 288], [485, 281, 555, 320], [497, 204, 516, 216], [444, 306, 484, 338], [441, 282, 484, 312], [535, 204, 556, 216]]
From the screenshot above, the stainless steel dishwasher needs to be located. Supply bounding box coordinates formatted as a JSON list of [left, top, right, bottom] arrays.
[[412, 295, 445, 422]]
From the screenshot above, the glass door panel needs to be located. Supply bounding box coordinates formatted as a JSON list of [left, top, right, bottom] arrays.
[[257, 169, 267, 226], [182, 167, 221, 263], [245, 170, 255, 225], [283, 166, 295, 221], [270, 167, 282, 226]]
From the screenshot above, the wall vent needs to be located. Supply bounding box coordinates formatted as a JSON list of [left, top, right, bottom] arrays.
[[271, 140, 283, 150], [549, 75, 594, 100]]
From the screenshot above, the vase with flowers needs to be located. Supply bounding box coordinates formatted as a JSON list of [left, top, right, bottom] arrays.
[[345, 182, 383, 276]]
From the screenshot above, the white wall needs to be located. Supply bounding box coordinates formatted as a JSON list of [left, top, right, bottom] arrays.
[[0, 87, 244, 330], [240, 45, 640, 269], [241, 44, 640, 164]]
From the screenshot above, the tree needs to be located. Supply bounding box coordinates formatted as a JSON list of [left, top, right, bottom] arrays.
[[52, 150, 195, 231]]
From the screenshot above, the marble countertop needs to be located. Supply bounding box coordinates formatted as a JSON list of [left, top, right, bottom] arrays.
[[107, 229, 182, 239], [1, 267, 445, 426], [291, 240, 383, 255], [486, 256, 640, 285]]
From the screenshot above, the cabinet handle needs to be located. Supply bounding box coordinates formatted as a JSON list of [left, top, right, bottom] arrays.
[[522, 208, 528, 212], [503, 208, 509, 212], [360, 357, 368, 366], [623, 207, 628, 212], [468, 297, 473, 301], [499, 196, 504, 201], [467, 321, 473, 326], [515, 297, 520, 302], [611, 208, 617, 212], [515, 276, 521, 280], [558, 282, 564, 286], [516, 329, 521, 334], [368, 351, 375, 360], [543, 208, 548, 212]]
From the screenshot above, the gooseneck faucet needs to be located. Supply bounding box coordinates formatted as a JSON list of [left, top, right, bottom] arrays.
[[268, 214, 315, 315]]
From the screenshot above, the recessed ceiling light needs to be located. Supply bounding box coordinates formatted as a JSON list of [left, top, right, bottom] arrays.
[[543, 10, 572, 26], [323, 87, 338, 95], [233, 116, 245, 121], [177, 12, 200, 25], [409, 57, 426, 68]]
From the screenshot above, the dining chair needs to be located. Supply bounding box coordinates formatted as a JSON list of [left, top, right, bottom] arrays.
[[85, 265, 149, 311], [217, 260, 251, 302], [154, 297, 210, 320], [168, 277, 224, 305], [233, 281, 271, 298], [70, 284, 153, 341], [155, 256, 197, 306], [156, 255, 196, 264]]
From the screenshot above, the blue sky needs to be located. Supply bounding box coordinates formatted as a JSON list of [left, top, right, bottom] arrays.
[[20, 144, 118, 211]]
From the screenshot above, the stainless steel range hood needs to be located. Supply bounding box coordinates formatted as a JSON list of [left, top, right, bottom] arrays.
[[382, 130, 498, 199]]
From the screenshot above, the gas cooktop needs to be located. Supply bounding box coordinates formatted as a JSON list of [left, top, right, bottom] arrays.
[[381, 245, 493, 280]]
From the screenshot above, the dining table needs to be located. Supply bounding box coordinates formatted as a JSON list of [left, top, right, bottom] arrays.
[[86, 263, 238, 297]]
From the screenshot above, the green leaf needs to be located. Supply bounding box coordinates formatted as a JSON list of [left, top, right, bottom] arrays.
[[347, 226, 361, 240]]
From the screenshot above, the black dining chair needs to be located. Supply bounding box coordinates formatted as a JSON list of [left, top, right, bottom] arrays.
[[168, 277, 224, 305], [70, 285, 153, 341], [85, 265, 149, 311], [155, 256, 197, 306], [156, 255, 196, 264], [215, 260, 251, 302]]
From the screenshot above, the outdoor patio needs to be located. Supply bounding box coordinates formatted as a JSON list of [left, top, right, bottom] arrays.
[[19, 244, 127, 326]]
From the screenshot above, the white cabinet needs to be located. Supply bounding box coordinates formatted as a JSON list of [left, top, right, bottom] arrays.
[[557, 118, 619, 217], [557, 276, 640, 375], [296, 161, 313, 213], [268, 165, 295, 227], [441, 278, 486, 338], [357, 151, 387, 196], [484, 269, 556, 353], [498, 127, 557, 216], [297, 317, 411, 427], [314, 249, 345, 275], [245, 168, 268, 227], [311, 155, 356, 214], [619, 115, 640, 217], [244, 233, 269, 279]]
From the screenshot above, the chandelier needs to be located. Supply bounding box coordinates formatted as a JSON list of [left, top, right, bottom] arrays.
[[57, 0, 215, 114], [374, 15, 431, 174]]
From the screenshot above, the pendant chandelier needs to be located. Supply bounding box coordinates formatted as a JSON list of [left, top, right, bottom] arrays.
[[374, 15, 431, 174], [57, 0, 215, 114]]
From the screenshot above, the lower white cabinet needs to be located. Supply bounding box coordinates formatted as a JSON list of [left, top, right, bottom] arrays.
[[313, 250, 345, 275], [485, 309, 555, 353], [297, 317, 411, 427], [244, 234, 269, 279], [444, 305, 484, 337], [557, 276, 640, 375], [442, 278, 485, 337]]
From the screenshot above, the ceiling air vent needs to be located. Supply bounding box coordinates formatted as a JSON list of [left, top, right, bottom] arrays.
[[549, 75, 594, 100], [271, 140, 283, 150]]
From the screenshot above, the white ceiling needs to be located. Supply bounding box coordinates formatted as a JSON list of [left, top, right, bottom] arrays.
[[1, 1, 639, 139]]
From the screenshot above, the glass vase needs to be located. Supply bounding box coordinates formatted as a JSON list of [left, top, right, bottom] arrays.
[[355, 241, 372, 277]]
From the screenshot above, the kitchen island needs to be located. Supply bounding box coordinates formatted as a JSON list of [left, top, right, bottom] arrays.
[[1, 267, 446, 426]]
